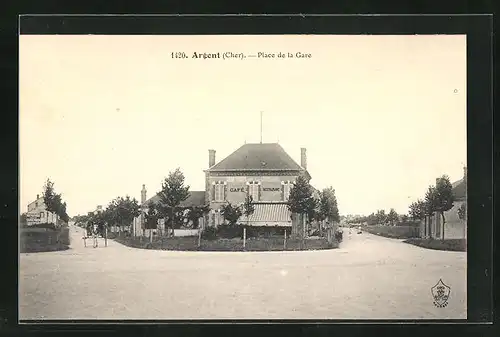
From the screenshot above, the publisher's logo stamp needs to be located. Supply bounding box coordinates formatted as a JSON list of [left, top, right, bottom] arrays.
[[431, 279, 451, 308]]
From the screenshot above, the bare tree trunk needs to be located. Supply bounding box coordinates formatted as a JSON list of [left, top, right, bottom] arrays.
[[441, 212, 446, 240], [301, 213, 306, 250], [171, 207, 175, 238]]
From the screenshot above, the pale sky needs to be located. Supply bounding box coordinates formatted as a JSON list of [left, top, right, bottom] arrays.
[[19, 35, 466, 216]]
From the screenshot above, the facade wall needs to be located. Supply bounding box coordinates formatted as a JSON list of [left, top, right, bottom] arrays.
[[26, 197, 58, 225], [207, 173, 300, 205], [419, 200, 466, 239], [442, 200, 467, 239], [27, 197, 46, 212], [206, 172, 301, 226]]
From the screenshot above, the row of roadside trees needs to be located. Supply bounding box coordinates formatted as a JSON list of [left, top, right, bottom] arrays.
[[347, 174, 459, 240], [350, 175, 458, 238], [408, 174, 461, 240], [75, 168, 210, 239], [348, 208, 403, 226]]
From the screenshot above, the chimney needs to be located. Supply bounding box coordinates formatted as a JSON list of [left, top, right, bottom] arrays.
[[463, 166, 467, 180], [141, 184, 147, 204], [36, 194, 39, 199], [209, 149, 216, 167], [301, 148, 307, 169]]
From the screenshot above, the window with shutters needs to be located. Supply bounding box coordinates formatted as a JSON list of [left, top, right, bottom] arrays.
[[214, 181, 226, 202], [283, 181, 293, 201], [248, 181, 260, 201]]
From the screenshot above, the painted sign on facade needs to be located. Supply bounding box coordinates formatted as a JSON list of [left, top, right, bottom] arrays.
[[26, 212, 42, 225]]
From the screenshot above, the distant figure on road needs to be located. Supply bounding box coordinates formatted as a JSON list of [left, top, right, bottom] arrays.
[[82, 231, 87, 247], [92, 224, 99, 248], [84, 223, 93, 248]]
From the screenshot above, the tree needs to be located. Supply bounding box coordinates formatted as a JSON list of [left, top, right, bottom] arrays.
[[119, 196, 141, 235], [43, 179, 59, 225], [58, 202, 70, 223], [375, 209, 387, 225], [106, 196, 140, 236], [287, 174, 316, 246], [186, 205, 210, 229], [366, 213, 377, 225], [242, 194, 255, 226], [144, 203, 160, 242], [409, 199, 426, 221], [306, 197, 319, 227], [318, 187, 340, 235], [221, 203, 243, 226], [20, 213, 27, 227], [144, 203, 159, 229], [424, 185, 437, 238], [157, 168, 190, 237], [387, 208, 399, 226], [42, 179, 69, 226], [434, 175, 455, 239], [103, 199, 120, 232]]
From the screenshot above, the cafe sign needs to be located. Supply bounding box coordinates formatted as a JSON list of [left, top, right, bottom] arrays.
[[230, 187, 245, 192]]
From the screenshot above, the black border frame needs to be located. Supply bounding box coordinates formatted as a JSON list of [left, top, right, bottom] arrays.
[[2, 12, 494, 336]]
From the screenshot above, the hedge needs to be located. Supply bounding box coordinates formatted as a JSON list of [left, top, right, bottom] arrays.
[[114, 235, 338, 252], [20, 225, 70, 253], [361, 224, 420, 239], [403, 238, 466, 252]]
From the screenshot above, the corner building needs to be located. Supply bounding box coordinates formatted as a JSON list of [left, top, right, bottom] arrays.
[[205, 143, 311, 227]]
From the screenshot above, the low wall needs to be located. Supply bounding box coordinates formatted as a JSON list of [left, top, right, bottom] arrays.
[[137, 228, 200, 238], [174, 229, 199, 237]]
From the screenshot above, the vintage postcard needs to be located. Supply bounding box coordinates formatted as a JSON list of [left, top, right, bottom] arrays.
[[19, 32, 467, 320]]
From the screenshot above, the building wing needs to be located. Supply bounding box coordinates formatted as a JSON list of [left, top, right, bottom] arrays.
[[144, 191, 206, 208]]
